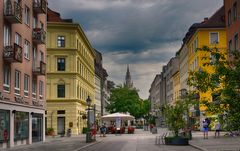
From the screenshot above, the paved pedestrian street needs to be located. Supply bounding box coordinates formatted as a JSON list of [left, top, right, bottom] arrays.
[[3, 129, 200, 151]]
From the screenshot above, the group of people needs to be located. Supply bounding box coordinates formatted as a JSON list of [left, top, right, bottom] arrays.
[[90, 123, 107, 138], [202, 118, 221, 139]]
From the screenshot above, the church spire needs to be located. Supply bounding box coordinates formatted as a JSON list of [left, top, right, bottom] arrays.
[[125, 64, 133, 88]]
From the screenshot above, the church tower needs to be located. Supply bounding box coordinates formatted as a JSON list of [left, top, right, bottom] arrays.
[[124, 65, 133, 88]]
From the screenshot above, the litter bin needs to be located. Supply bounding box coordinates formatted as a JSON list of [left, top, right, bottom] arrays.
[[86, 132, 92, 143]]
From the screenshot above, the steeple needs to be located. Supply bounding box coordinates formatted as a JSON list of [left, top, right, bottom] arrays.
[[124, 64, 133, 88]]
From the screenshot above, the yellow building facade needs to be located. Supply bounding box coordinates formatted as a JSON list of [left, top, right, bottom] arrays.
[[187, 7, 226, 124], [46, 16, 95, 135]]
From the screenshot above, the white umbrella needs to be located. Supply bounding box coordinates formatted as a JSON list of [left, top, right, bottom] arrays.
[[101, 112, 135, 121]]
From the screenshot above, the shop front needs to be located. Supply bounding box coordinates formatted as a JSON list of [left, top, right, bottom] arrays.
[[14, 111, 29, 145], [0, 110, 10, 148], [32, 113, 43, 142]]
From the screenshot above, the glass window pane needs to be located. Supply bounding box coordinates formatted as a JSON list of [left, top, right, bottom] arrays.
[[14, 112, 29, 140]]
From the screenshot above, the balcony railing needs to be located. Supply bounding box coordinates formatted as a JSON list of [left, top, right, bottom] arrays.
[[4, 1, 22, 23], [33, 28, 46, 44], [3, 43, 23, 63], [33, 0, 47, 14], [33, 61, 46, 75]]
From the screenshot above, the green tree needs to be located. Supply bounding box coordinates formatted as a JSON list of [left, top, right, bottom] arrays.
[[164, 100, 186, 136], [106, 87, 150, 119], [188, 46, 240, 131]]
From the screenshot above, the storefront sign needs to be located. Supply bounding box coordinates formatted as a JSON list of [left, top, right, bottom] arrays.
[[0, 92, 10, 102], [32, 99, 39, 106], [15, 96, 24, 104]]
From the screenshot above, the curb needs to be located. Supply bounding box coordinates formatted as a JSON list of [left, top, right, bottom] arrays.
[[189, 143, 208, 151], [74, 140, 103, 151]]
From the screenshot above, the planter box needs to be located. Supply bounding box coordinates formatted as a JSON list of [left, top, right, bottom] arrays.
[[165, 137, 189, 145]]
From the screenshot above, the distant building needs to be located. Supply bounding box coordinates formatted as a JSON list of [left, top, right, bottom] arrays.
[[165, 57, 179, 105], [124, 65, 133, 88], [46, 8, 95, 135], [94, 49, 108, 116], [0, 0, 47, 148], [149, 74, 161, 126]]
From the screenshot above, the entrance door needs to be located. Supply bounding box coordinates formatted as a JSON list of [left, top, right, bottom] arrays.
[[57, 117, 65, 135], [32, 114, 43, 142]]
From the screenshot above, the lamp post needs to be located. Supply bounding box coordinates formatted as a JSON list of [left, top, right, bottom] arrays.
[[86, 96, 92, 143]]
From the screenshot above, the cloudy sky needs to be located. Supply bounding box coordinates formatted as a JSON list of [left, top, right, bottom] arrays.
[[48, 0, 223, 99]]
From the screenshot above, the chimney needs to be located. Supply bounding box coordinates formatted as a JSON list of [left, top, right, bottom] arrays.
[[204, 17, 208, 22]]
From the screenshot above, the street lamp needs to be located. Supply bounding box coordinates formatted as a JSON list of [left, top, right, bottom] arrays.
[[86, 96, 92, 143]]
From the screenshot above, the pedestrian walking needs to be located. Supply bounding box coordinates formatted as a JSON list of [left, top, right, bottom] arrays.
[[100, 123, 107, 137], [203, 119, 209, 139], [214, 120, 221, 138]]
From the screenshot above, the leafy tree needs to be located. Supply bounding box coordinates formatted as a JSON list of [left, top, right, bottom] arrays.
[[106, 87, 150, 119], [164, 100, 186, 137], [188, 46, 240, 131]]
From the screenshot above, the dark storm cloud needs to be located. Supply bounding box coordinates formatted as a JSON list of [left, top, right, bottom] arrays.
[[48, 0, 223, 98], [49, 0, 222, 53]]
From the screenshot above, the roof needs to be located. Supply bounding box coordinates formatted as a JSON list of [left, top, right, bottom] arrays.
[[198, 6, 225, 28], [47, 8, 73, 23], [182, 6, 225, 44]]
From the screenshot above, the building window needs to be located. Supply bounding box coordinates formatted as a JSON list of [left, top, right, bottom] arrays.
[[234, 34, 239, 51], [0, 110, 10, 142], [228, 10, 232, 26], [3, 66, 10, 92], [57, 110, 65, 114], [210, 32, 219, 44], [40, 51, 44, 62], [57, 58, 65, 71], [15, 33, 22, 46], [233, 2, 237, 21], [39, 81, 43, 99], [229, 40, 232, 51], [14, 70, 21, 94], [33, 16, 37, 28], [57, 85, 65, 98], [40, 21, 44, 29], [24, 74, 29, 96], [24, 40, 30, 60], [14, 112, 29, 140], [57, 36, 65, 47], [32, 78, 37, 98], [3, 25, 11, 46], [24, 6, 30, 25]]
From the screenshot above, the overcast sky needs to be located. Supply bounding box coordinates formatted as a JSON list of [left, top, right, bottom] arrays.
[[48, 0, 223, 99]]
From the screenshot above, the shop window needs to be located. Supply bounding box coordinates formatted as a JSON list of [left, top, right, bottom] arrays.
[[0, 110, 10, 142], [14, 112, 29, 140]]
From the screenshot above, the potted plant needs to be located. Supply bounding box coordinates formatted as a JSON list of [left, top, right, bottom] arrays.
[[128, 126, 135, 134], [47, 128, 55, 136], [164, 100, 189, 145]]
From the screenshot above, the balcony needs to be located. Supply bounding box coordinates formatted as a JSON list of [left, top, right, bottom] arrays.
[[33, 0, 47, 14], [3, 43, 23, 63], [4, 1, 22, 24], [33, 28, 46, 44], [33, 61, 46, 76]]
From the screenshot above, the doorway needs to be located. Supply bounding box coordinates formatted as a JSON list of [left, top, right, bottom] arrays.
[[57, 117, 65, 135]]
